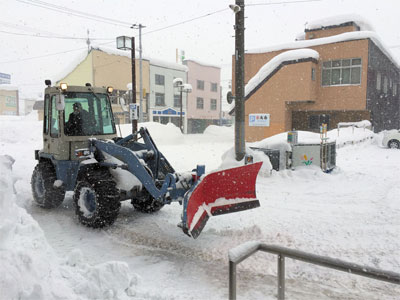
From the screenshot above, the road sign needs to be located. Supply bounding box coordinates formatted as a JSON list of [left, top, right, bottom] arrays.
[[249, 113, 270, 127], [129, 103, 139, 121]]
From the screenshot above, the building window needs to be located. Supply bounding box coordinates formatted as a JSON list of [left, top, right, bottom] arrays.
[[210, 99, 217, 110], [197, 80, 204, 90], [211, 83, 218, 92], [377, 72, 381, 90], [311, 68, 316, 81], [309, 114, 330, 130], [196, 97, 204, 109], [155, 93, 165, 106], [153, 116, 159, 122], [173, 94, 180, 107], [321, 58, 361, 86], [383, 76, 388, 94], [155, 74, 165, 86], [393, 83, 398, 96]]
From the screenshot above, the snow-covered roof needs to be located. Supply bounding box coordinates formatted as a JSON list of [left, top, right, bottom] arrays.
[[54, 45, 187, 83], [246, 49, 319, 98], [229, 49, 319, 114], [247, 31, 400, 69], [0, 84, 18, 91], [183, 59, 221, 69], [305, 14, 375, 32], [149, 57, 188, 72]]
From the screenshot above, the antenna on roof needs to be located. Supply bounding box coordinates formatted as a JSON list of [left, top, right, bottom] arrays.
[[86, 29, 91, 53]]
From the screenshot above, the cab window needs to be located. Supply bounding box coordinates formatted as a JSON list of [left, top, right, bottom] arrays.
[[50, 95, 59, 137]]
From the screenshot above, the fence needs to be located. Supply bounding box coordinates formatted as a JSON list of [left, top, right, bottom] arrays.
[[229, 242, 400, 300]]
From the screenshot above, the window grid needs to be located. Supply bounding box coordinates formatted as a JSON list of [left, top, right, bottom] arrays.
[[210, 99, 217, 110], [197, 80, 205, 90], [155, 74, 165, 86], [196, 97, 204, 109], [211, 83, 218, 92], [322, 58, 361, 86], [173, 95, 180, 107], [155, 93, 165, 106]]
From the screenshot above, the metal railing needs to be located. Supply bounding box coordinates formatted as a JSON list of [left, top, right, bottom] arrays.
[[229, 242, 400, 300]]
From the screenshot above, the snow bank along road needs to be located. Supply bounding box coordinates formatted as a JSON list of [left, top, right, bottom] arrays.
[[1, 113, 399, 299]]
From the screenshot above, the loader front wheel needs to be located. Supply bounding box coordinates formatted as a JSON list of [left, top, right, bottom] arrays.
[[31, 161, 65, 208], [74, 169, 120, 228], [132, 190, 164, 213]]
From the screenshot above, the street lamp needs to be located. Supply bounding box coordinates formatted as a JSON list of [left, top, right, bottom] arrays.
[[116, 35, 137, 135], [173, 78, 192, 133]]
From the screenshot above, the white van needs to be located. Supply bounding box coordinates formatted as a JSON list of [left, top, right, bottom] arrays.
[[382, 130, 400, 149]]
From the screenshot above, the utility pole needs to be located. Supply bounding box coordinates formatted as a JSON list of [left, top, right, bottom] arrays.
[[132, 23, 146, 122], [86, 29, 91, 53], [131, 37, 137, 134], [234, 0, 245, 161]]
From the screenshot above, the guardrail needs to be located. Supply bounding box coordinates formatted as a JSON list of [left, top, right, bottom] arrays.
[[229, 242, 400, 300]]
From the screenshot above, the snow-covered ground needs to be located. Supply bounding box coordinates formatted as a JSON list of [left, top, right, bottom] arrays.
[[1, 112, 399, 299]]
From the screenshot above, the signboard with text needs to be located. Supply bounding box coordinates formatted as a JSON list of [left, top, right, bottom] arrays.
[[249, 113, 270, 127], [0, 73, 11, 84], [129, 103, 139, 121]]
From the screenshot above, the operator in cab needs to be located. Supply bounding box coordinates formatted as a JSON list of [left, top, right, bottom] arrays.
[[65, 102, 92, 136]]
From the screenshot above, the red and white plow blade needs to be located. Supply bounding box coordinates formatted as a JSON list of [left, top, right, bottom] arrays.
[[182, 162, 263, 239]]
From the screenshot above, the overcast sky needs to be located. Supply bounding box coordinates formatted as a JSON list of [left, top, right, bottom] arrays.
[[1, 0, 400, 100]]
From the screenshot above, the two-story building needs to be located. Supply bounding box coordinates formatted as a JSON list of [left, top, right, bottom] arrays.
[[231, 16, 400, 142], [149, 58, 188, 130], [183, 60, 221, 133]]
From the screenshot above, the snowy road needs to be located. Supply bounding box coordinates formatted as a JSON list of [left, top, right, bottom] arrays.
[[2, 114, 400, 299]]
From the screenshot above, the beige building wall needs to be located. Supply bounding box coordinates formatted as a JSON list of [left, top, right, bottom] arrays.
[[0, 89, 19, 115], [58, 49, 150, 116], [245, 61, 318, 141], [59, 53, 93, 86]]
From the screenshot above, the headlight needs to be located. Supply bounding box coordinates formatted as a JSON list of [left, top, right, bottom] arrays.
[[60, 83, 68, 91], [75, 148, 91, 158]]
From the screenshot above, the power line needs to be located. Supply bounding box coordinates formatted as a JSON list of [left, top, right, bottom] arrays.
[[0, 29, 113, 40], [15, 0, 132, 27], [142, 8, 229, 36], [247, 0, 322, 6], [0, 41, 113, 64]]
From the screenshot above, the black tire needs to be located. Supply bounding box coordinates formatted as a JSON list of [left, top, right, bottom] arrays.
[[388, 139, 400, 149], [132, 189, 164, 213], [31, 161, 65, 208], [74, 168, 120, 228]]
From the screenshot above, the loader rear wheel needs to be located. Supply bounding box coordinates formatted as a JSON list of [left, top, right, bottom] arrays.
[[74, 168, 120, 228], [31, 161, 65, 208], [132, 189, 164, 213]]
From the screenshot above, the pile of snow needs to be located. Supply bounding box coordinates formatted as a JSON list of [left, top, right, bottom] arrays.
[[220, 126, 375, 172], [0, 155, 137, 300], [119, 121, 183, 145], [247, 31, 399, 69], [305, 14, 375, 32], [245, 49, 319, 98]]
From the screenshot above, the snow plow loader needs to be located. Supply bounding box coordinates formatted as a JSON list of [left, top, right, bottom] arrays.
[[31, 82, 262, 238]]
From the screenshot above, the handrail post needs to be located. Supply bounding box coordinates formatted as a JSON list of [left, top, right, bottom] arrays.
[[277, 254, 285, 300], [229, 260, 237, 300]]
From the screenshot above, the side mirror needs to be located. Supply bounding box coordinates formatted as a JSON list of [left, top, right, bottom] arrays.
[[55, 94, 65, 110], [227, 91, 235, 104]]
